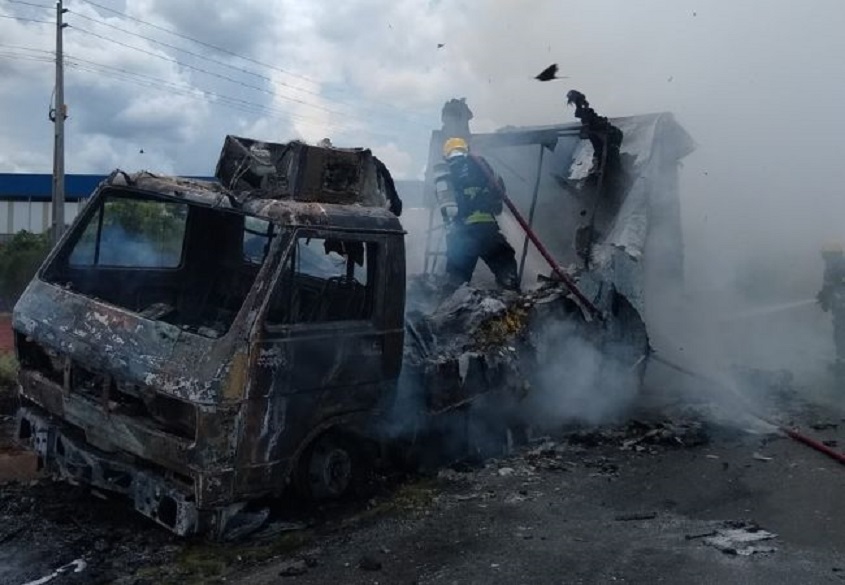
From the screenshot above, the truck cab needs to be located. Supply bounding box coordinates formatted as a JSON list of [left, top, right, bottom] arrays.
[[13, 141, 406, 535]]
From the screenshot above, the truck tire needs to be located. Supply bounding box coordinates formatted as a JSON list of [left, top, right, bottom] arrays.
[[295, 431, 365, 501]]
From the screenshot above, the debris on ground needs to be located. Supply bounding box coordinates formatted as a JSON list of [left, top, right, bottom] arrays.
[[685, 530, 718, 541], [0, 477, 181, 584], [22, 558, 88, 584], [702, 521, 778, 556], [358, 554, 383, 571], [278, 559, 309, 577], [524, 441, 577, 471], [403, 275, 648, 421], [614, 512, 657, 522], [0, 446, 39, 483], [0, 413, 40, 483], [566, 418, 709, 451]]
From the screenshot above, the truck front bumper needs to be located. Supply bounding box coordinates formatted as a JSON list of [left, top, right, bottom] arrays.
[[15, 405, 232, 535]]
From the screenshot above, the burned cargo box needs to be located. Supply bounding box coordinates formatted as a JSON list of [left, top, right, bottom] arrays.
[[12, 139, 406, 536], [420, 94, 694, 352], [401, 276, 649, 435], [399, 93, 690, 448]]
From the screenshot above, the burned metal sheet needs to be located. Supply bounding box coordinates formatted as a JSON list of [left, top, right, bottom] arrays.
[[423, 96, 695, 328], [401, 275, 649, 427], [215, 135, 403, 215]]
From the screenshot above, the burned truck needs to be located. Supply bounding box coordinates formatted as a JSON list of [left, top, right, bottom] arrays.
[[11, 93, 693, 537], [12, 139, 409, 535]]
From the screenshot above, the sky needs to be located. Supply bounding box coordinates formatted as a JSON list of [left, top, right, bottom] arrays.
[[2, 0, 845, 296]]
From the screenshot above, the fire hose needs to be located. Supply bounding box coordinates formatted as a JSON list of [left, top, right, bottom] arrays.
[[500, 186, 840, 464], [501, 193, 602, 320], [476, 160, 842, 465], [650, 353, 845, 466], [501, 183, 840, 464], [464, 152, 602, 320]]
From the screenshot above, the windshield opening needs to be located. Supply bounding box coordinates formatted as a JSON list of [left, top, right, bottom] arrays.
[[44, 190, 278, 338]]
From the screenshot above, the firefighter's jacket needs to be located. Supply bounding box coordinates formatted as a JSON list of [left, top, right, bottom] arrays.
[[446, 154, 505, 226]]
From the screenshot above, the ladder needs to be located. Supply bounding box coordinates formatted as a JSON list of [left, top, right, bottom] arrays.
[[422, 161, 457, 275]]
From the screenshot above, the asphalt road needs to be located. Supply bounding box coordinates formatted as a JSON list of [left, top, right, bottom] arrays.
[[1, 370, 844, 585], [232, 414, 845, 585]]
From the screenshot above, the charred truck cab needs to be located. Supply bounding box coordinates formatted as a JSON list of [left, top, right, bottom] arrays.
[[13, 138, 406, 535]]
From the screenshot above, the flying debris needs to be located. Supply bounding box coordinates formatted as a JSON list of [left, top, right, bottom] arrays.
[[535, 63, 567, 81]]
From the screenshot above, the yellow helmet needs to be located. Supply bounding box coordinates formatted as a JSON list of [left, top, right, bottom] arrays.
[[443, 137, 469, 158]]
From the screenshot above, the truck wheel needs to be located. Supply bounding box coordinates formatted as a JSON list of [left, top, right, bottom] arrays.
[[296, 432, 362, 501]]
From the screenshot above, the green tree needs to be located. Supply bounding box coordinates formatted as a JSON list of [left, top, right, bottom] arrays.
[[103, 198, 187, 260], [72, 198, 188, 267], [0, 231, 51, 307]]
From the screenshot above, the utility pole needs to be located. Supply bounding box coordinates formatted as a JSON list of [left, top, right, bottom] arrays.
[[50, 0, 68, 245]]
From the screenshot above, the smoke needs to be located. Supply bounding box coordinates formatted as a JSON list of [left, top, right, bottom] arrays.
[[455, 1, 845, 413], [524, 319, 642, 427], [388, 1, 845, 458]]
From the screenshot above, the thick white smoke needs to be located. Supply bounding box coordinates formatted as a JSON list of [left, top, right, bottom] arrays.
[[438, 1, 845, 412]]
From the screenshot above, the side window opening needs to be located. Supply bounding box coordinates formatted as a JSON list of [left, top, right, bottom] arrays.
[[243, 217, 276, 265], [266, 235, 376, 325]]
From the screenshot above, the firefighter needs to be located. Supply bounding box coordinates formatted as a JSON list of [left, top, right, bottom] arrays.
[[441, 137, 519, 291], [818, 242, 845, 379]]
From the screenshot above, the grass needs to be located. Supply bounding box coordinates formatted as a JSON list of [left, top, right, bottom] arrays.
[[134, 530, 314, 585], [0, 353, 17, 389], [0, 354, 18, 415]]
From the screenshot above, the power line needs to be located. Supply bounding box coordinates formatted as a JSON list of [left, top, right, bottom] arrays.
[[65, 60, 394, 140], [67, 9, 433, 128], [0, 51, 53, 64], [0, 42, 53, 55], [6, 0, 52, 9], [74, 0, 322, 87], [72, 0, 434, 126], [0, 13, 52, 24], [0, 43, 54, 63], [61, 54, 397, 139], [70, 26, 357, 121], [2, 42, 287, 121], [66, 10, 358, 120], [63, 54, 358, 134], [67, 61, 300, 124], [0, 40, 396, 139]]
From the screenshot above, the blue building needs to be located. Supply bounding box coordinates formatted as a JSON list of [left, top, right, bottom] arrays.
[[0, 173, 105, 241], [0, 173, 424, 242]]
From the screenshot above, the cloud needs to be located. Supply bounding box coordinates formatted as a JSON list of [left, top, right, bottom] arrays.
[[4, 0, 845, 389], [371, 142, 414, 179], [138, 0, 272, 57], [1, 0, 844, 298]]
